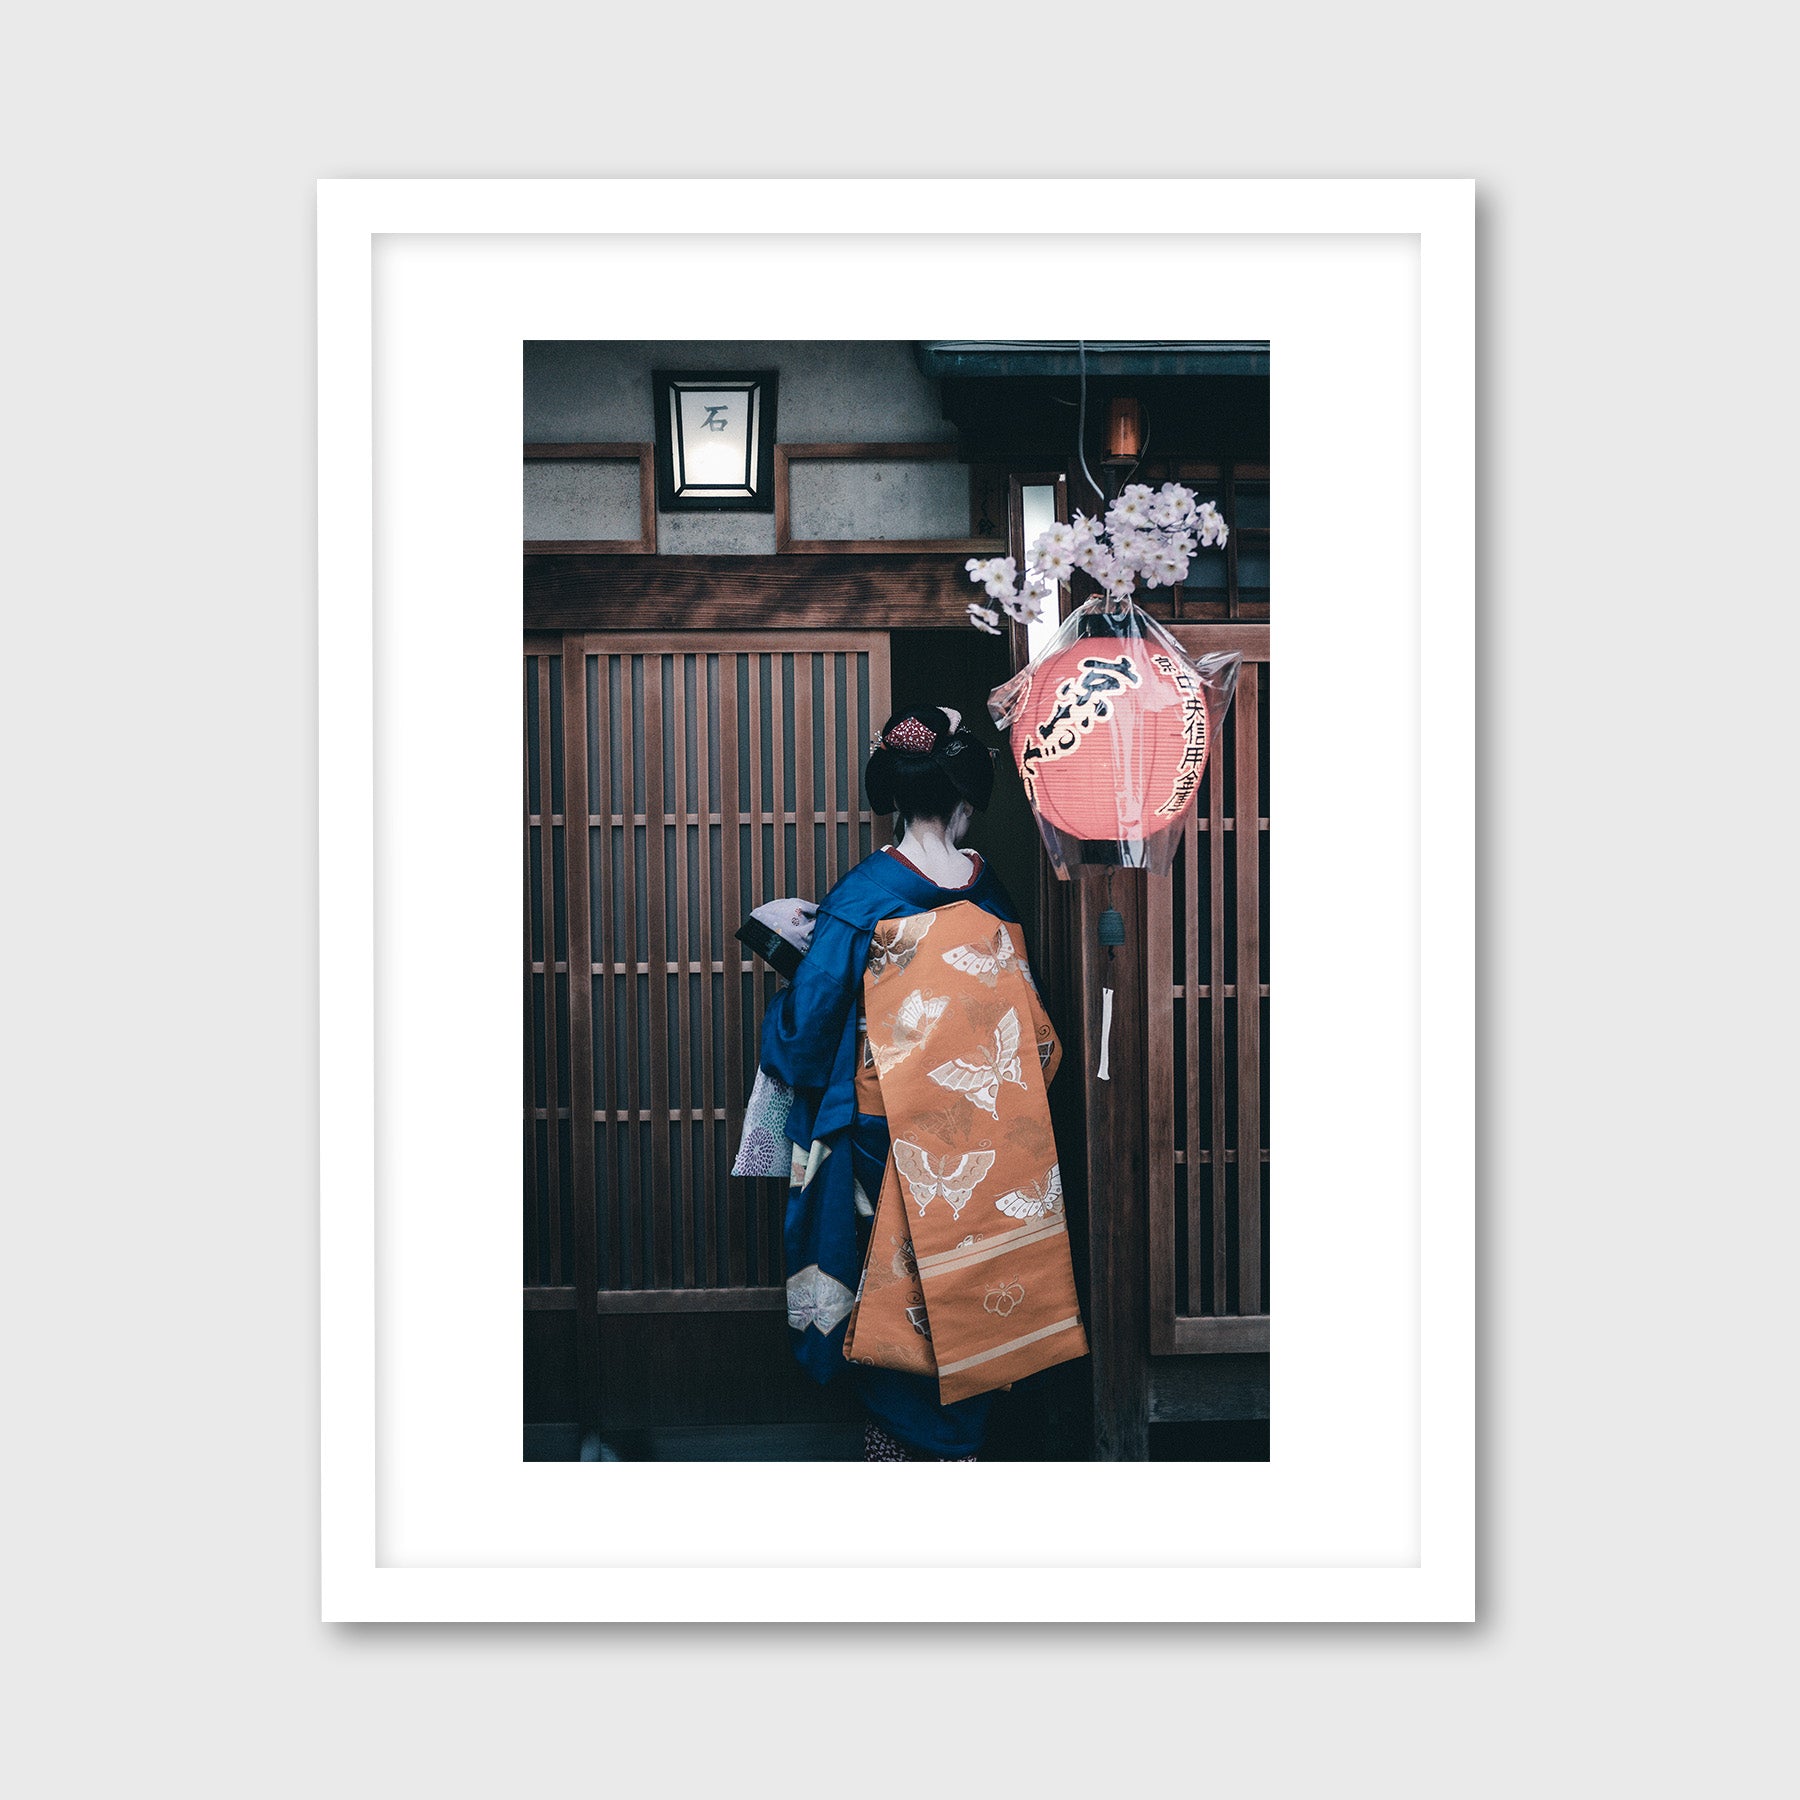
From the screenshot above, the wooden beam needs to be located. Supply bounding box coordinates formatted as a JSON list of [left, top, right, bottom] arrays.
[[597, 1287, 784, 1316], [526, 553, 983, 631], [1163, 622, 1270, 661], [1168, 1314, 1269, 1354], [1148, 1350, 1270, 1422], [523, 1287, 787, 1314]]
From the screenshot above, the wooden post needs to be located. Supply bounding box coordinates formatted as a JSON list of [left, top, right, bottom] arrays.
[[560, 639, 602, 1432], [1077, 872, 1151, 1461]]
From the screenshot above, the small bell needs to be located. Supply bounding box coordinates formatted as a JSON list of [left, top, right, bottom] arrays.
[[1097, 906, 1126, 949]]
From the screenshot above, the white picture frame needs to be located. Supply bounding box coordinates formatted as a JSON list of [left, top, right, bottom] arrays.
[[319, 177, 1474, 1623]]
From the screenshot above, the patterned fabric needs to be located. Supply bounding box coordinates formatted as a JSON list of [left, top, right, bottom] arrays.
[[732, 1066, 796, 1177], [842, 901, 1088, 1404], [786, 1261, 855, 1336], [756, 849, 1021, 1398], [862, 1420, 977, 1462]]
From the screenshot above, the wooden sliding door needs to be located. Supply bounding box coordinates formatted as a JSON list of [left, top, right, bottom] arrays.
[[525, 631, 892, 1429], [1145, 625, 1270, 1354]]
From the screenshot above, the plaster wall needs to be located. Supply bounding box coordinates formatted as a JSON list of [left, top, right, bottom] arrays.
[[523, 340, 969, 553]]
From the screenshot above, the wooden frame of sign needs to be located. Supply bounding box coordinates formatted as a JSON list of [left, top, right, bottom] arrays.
[[773, 442, 1009, 556], [523, 443, 658, 556]]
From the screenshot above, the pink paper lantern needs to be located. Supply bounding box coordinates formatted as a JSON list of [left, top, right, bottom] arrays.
[[1013, 640, 1211, 845]]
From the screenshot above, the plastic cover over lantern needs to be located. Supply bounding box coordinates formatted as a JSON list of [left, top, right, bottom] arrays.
[[988, 597, 1243, 878]]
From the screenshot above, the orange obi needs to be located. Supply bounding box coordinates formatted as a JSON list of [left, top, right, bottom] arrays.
[[842, 901, 1089, 1404]]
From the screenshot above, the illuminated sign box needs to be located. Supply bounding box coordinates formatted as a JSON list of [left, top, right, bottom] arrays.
[[653, 370, 779, 512]]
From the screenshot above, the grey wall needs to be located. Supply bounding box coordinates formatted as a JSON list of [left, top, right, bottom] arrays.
[[524, 340, 967, 553], [522, 458, 641, 541]]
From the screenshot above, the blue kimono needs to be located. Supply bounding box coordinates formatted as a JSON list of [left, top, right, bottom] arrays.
[[759, 849, 1023, 1456]]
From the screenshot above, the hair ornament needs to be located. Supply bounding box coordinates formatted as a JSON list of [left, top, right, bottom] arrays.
[[884, 716, 940, 754]]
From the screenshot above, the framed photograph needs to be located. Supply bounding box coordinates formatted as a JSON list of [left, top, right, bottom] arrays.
[[320, 177, 1474, 1622]]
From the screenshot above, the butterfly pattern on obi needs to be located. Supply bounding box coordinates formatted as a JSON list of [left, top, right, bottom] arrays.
[[940, 922, 1021, 990], [927, 1006, 1028, 1119], [983, 1279, 1026, 1317], [870, 988, 949, 1078], [1002, 1114, 1056, 1161], [893, 1139, 997, 1220], [993, 1162, 1064, 1219], [869, 911, 935, 976]]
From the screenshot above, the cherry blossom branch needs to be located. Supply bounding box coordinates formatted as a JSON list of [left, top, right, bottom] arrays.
[[964, 481, 1229, 634]]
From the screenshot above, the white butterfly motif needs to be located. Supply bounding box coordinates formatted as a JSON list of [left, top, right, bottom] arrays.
[[993, 1162, 1064, 1220], [869, 912, 935, 975], [941, 923, 1019, 988], [893, 1139, 997, 1220], [926, 1007, 1027, 1119], [870, 988, 949, 1077], [983, 1279, 1026, 1317]]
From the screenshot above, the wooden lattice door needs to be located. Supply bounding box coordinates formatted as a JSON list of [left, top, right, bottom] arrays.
[[1145, 624, 1270, 1354], [525, 631, 892, 1428]]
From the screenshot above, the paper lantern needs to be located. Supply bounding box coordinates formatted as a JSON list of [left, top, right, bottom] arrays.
[[1013, 639, 1210, 844], [989, 598, 1241, 879]]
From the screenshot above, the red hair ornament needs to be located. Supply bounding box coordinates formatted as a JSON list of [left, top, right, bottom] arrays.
[[989, 599, 1242, 878]]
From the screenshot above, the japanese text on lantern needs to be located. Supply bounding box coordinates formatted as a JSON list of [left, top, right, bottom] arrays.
[[1019, 654, 1142, 802], [1150, 653, 1209, 818]]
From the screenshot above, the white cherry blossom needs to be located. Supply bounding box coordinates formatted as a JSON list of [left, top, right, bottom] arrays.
[[1141, 547, 1190, 588], [1109, 525, 1156, 567], [964, 479, 1234, 629], [1074, 540, 1116, 580], [1001, 583, 1049, 624], [1153, 482, 1198, 528], [1105, 485, 1155, 530]]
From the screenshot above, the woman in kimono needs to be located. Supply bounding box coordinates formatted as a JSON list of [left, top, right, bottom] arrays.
[[760, 706, 1086, 1461]]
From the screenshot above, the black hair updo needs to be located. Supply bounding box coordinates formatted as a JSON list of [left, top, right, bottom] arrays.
[[864, 704, 995, 821]]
